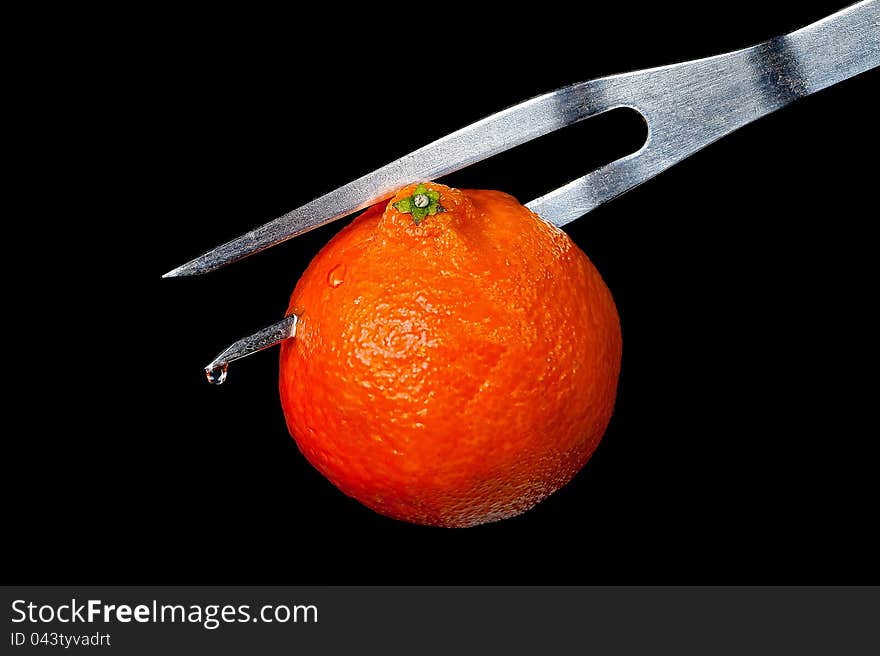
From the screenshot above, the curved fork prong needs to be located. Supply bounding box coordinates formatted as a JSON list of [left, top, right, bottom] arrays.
[[204, 315, 298, 384]]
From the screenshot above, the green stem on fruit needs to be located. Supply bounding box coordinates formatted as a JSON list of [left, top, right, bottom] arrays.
[[393, 183, 444, 225]]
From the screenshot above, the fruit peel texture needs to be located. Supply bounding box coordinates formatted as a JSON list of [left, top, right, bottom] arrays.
[[279, 184, 622, 527]]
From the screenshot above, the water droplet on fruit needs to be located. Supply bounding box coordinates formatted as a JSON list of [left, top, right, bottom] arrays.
[[205, 362, 228, 385], [327, 264, 346, 288]]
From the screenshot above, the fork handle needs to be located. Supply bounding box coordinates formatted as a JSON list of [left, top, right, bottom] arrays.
[[784, 1, 880, 98], [529, 0, 880, 226]]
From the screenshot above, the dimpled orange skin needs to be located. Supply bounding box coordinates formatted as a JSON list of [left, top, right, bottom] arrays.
[[279, 183, 621, 527]]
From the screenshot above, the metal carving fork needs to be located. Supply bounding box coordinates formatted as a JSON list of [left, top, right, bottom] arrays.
[[163, 1, 879, 383]]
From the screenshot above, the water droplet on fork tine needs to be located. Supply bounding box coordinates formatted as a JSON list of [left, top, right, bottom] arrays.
[[327, 264, 346, 288], [205, 362, 229, 385], [202, 314, 298, 387]]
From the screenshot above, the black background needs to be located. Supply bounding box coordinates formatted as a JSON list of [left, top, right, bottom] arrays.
[[8, 2, 877, 584]]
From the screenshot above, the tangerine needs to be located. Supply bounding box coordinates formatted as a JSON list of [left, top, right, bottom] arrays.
[[279, 182, 621, 527]]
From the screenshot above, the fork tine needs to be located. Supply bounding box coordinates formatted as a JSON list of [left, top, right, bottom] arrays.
[[526, 148, 649, 227], [162, 80, 616, 277]]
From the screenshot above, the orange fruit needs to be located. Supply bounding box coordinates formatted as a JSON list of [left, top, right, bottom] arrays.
[[279, 182, 621, 527]]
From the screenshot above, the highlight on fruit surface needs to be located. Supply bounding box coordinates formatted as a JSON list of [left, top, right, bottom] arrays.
[[279, 182, 622, 527]]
